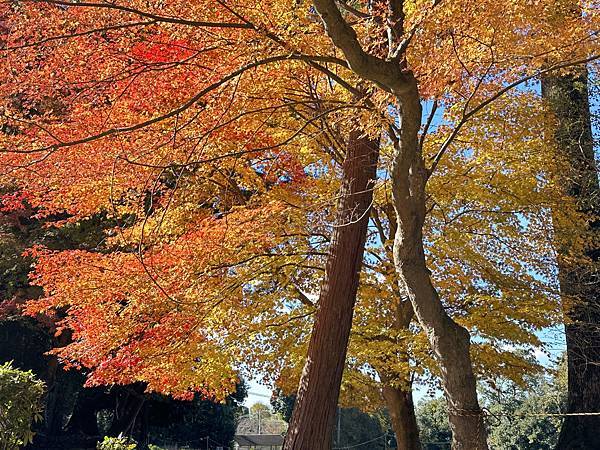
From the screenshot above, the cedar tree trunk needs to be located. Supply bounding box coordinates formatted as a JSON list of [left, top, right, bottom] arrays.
[[542, 71, 600, 450], [283, 131, 380, 449]]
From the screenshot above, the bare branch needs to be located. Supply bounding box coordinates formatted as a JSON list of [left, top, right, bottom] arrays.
[[419, 99, 438, 150], [336, 0, 370, 19]]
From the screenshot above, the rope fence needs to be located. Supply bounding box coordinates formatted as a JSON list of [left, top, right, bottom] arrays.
[[148, 410, 600, 449], [332, 409, 600, 449], [332, 433, 387, 449], [488, 410, 600, 417]]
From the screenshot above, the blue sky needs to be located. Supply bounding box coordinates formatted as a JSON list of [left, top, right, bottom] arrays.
[[244, 379, 273, 407], [242, 69, 600, 409]]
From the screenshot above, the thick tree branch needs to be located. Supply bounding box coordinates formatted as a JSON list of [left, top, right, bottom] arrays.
[[27, 0, 253, 29], [312, 0, 414, 96], [1, 54, 350, 157]]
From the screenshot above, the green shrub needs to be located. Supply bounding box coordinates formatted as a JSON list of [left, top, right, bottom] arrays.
[[97, 436, 137, 450], [0, 361, 45, 450]]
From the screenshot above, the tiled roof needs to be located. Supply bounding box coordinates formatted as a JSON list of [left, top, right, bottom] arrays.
[[234, 434, 285, 446]]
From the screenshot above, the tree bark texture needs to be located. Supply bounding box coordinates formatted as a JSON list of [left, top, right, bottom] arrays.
[[391, 82, 488, 450], [542, 72, 600, 450], [382, 376, 421, 450], [283, 131, 380, 449], [377, 289, 422, 450], [307, 1, 487, 448]]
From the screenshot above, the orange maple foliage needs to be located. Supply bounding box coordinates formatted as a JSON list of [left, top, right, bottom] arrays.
[[0, 0, 597, 404]]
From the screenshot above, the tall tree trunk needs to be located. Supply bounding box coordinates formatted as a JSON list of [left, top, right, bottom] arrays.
[[43, 330, 79, 436], [377, 288, 421, 450], [382, 376, 421, 450], [542, 71, 600, 450], [283, 131, 380, 450], [307, 2, 486, 447], [391, 81, 488, 450], [395, 247, 487, 450]]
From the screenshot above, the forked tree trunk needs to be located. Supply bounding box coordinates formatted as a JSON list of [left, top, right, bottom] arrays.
[[108, 384, 146, 437], [542, 72, 600, 450], [305, 2, 486, 447], [391, 82, 488, 450], [283, 131, 380, 450]]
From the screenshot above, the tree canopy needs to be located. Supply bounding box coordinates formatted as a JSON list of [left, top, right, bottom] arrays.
[[0, 0, 598, 448]]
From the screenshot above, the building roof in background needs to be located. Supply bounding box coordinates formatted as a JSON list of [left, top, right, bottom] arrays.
[[234, 434, 285, 446], [236, 416, 287, 435]]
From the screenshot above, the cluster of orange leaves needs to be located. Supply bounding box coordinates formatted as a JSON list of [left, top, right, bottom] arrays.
[[0, 0, 597, 401]]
